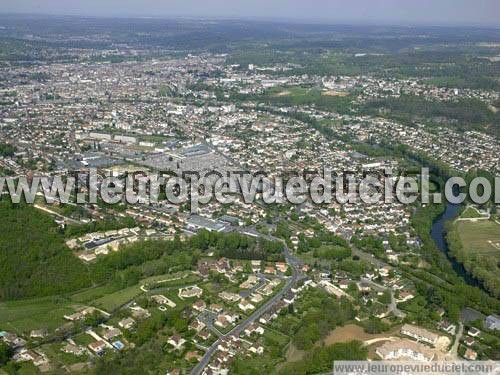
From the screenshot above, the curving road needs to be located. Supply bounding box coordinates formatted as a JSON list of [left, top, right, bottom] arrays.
[[190, 243, 301, 375]]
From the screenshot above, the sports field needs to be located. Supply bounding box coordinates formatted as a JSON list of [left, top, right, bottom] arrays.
[[453, 219, 500, 297], [456, 220, 500, 255]]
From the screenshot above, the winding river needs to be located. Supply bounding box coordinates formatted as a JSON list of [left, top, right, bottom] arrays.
[[430, 201, 481, 287]]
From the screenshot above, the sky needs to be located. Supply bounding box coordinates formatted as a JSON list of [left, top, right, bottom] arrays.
[[1, 0, 499, 27]]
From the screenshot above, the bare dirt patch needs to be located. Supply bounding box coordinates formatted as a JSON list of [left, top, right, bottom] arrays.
[[274, 90, 291, 97], [320, 324, 401, 346], [322, 90, 348, 97], [285, 342, 306, 363], [435, 336, 451, 352]]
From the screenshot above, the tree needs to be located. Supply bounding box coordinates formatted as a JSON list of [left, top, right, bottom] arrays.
[[275, 221, 292, 240], [378, 290, 392, 305], [363, 317, 390, 334], [314, 245, 352, 260], [85, 311, 106, 327], [0, 342, 12, 366], [277, 341, 367, 375], [0, 200, 91, 300], [293, 323, 321, 350], [0, 143, 16, 157]]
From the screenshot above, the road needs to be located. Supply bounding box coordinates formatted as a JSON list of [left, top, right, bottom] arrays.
[[33, 203, 82, 225], [388, 290, 406, 319], [448, 323, 464, 360], [190, 243, 301, 375], [360, 278, 406, 319], [196, 309, 225, 338]]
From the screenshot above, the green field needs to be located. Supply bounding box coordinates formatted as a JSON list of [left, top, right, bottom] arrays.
[[142, 272, 200, 290], [13, 362, 38, 375], [0, 284, 128, 334], [73, 332, 96, 346], [0, 272, 201, 334], [460, 207, 483, 219], [457, 220, 500, 256], [92, 285, 143, 312], [0, 297, 81, 334], [262, 85, 353, 113], [69, 285, 118, 304], [449, 220, 500, 297], [263, 327, 290, 346]]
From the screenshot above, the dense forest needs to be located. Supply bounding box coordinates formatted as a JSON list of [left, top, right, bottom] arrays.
[[190, 229, 285, 261], [0, 199, 285, 300], [0, 200, 91, 300]]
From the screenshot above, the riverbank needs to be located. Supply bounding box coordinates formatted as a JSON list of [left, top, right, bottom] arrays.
[[446, 218, 500, 298], [406, 201, 500, 318], [430, 202, 480, 287]]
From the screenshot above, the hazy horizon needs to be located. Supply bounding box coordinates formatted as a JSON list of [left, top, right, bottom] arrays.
[[1, 0, 499, 28]]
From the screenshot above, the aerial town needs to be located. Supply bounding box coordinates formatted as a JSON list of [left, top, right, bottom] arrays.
[[0, 11, 499, 375]]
